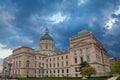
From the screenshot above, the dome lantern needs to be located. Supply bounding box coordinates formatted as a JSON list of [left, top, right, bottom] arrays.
[[40, 28, 54, 41]]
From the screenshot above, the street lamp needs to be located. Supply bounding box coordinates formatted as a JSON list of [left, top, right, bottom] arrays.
[[8, 63, 12, 80]]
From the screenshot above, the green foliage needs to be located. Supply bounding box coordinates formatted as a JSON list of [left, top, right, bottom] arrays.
[[117, 77, 120, 80], [112, 60, 120, 73], [16, 77, 109, 80], [81, 66, 96, 77], [80, 61, 89, 68], [79, 61, 89, 72]]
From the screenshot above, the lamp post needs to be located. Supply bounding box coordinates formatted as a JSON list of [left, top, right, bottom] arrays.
[[8, 63, 12, 80]]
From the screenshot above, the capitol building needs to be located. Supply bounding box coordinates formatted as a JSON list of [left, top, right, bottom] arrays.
[[2, 28, 110, 78]]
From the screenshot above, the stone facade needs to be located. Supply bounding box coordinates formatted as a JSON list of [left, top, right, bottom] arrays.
[[2, 29, 110, 78]]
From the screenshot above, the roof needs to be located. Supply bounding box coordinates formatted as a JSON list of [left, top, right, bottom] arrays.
[[71, 30, 91, 38], [40, 28, 54, 41]]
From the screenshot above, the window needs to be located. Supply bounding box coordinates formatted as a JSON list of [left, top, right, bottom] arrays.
[[54, 70, 55, 73], [81, 57, 83, 62], [39, 70, 41, 74], [62, 69, 64, 73], [35, 70, 36, 74], [57, 63, 59, 67], [87, 56, 90, 62], [39, 63, 41, 67], [53, 58, 55, 61], [86, 48, 89, 53], [39, 56, 41, 59], [66, 69, 69, 73], [35, 62, 36, 67], [26, 60, 29, 67], [61, 56, 63, 60], [19, 61, 21, 67], [75, 68, 78, 72], [50, 58, 51, 61], [66, 55, 68, 59], [74, 58, 77, 63], [58, 70, 59, 73], [66, 61, 68, 66], [46, 45, 48, 49], [46, 70, 48, 74], [53, 63, 55, 67], [76, 74, 78, 77], [80, 49, 83, 54], [57, 57, 59, 60], [50, 64, 52, 67], [50, 70, 52, 73]]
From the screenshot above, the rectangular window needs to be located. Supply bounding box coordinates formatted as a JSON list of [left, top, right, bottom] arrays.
[[57, 63, 59, 67], [54, 70, 55, 73], [61, 56, 63, 60], [76, 74, 78, 77], [35, 62, 36, 67], [57, 57, 59, 60], [66, 61, 68, 66], [39, 63, 41, 67], [74, 58, 77, 63], [66, 69, 69, 73], [80, 49, 83, 54], [66, 55, 68, 59], [62, 69, 64, 73], [81, 57, 83, 62], [39, 56, 41, 59], [86, 48, 89, 53], [58, 70, 59, 73], [50, 64, 51, 67], [87, 56, 90, 62], [46, 70, 48, 74]]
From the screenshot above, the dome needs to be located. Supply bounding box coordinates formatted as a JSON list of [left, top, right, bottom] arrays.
[[40, 28, 54, 41]]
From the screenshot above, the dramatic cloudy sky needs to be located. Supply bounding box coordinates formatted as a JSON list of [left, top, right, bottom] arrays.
[[0, 0, 120, 60]]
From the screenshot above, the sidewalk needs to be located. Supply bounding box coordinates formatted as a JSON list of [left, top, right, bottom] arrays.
[[107, 76, 119, 80]]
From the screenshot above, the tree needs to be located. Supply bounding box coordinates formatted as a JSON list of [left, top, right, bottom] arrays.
[[112, 60, 120, 75], [81, 66, 96, 78], [80, 61, 89, 72]]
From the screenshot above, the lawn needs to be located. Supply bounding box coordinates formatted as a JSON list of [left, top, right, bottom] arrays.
[[117, 77, 120, 80], [16, 77, 110, 80]]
